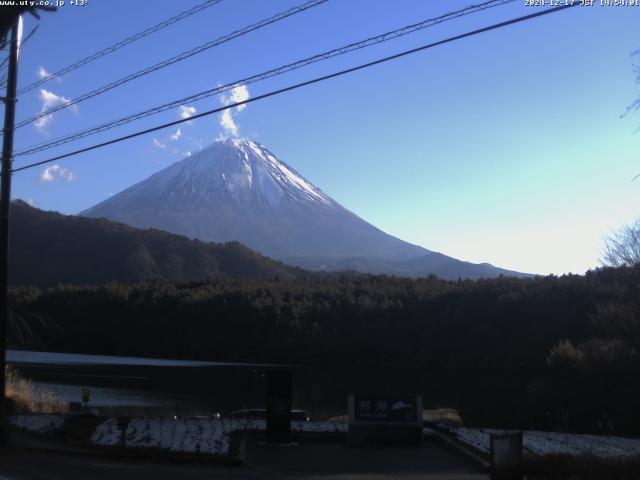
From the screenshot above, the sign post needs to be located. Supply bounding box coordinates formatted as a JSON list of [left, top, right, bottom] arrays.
[[266, 370, 292, 444], [81, 387, 90, 412], [348, 394, 423, 446], [117, 416, 132, 449]]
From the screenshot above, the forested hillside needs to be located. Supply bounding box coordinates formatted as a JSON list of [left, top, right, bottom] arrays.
[[9, 265, 640, 435], [9, 201, 302, 286]]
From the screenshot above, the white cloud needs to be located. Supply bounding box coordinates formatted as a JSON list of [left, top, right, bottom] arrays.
[[149, 107, 198, 152], [179, 105, 197, 124], [39, 164, 76, 183], [169, 127, 182, 141], [218, 85, 250, 137], [37, 66, 52, 79], [153, 138, 166, 149], [37, 66, 62, 83], [153, 127, 182, 154], [220, 84, 250, 111], [40, 167, 57, 182], [183, 151, 192, 158], [219, 108, 238, 137], [33, 89, 78, 133]]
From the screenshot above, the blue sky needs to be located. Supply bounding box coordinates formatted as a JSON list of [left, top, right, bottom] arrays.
[[6, 0, 640, 275]]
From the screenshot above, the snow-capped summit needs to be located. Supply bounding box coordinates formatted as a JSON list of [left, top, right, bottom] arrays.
[[83, 137, 429, 261], [82, 138, 529, 278], [198, 137, 334, 208], [96, 138, 334, 213]]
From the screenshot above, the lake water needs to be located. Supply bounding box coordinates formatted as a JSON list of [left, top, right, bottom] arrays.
[[7, 350, 454, 420], [7, 350, 279, 417]]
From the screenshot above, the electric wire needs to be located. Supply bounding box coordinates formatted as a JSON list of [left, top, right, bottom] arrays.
[[10, 0, 328, 132], [13, 0, 514, 159], [1, 0, 225, 93], [11, 3, 578, 175], [0, 25, 37, 73]]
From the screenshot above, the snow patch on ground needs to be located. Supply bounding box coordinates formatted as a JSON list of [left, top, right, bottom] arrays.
[[10, 414, 65, 435], [91, 418, 231, 455], [523, 430, 640, 458], [442, 425, 640, 459], [293, 420, 347, 433], [90, 417, 348, 457], [448, 426, 491, 453], [90, 418, 121, 446], [127, 418, 230, 455]]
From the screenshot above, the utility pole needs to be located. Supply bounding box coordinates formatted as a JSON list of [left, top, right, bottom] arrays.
[[0, 16, 20, 445]]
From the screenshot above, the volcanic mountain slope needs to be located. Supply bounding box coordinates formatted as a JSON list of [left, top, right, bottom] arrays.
[[9, 200, 302, 287], [82, 138, 530, 279]]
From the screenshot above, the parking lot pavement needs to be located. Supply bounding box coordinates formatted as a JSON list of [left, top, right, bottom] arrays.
[[248, 438, 489, 479], [0, 439, 488, 480]]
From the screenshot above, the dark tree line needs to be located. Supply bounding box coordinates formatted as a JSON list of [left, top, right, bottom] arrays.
[[8, 264, 640, 435]]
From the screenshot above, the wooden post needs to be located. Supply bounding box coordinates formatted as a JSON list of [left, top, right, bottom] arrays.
[[0, 16, 20, 446]]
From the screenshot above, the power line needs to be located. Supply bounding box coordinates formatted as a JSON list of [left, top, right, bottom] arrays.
[[18, 24, 38, 49], [0, 53, 9, 73], [0, 25, 37, 73], [1, 0, 225, 93], [11, 0, 328, 132], [11, 3, 578, 175], [13, 0, 515, 159]]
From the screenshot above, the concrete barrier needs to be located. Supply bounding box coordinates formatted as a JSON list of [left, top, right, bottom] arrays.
[[490, 430, 523, 480]]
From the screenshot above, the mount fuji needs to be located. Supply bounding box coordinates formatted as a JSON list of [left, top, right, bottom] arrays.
[[82, 138, 528, 279]]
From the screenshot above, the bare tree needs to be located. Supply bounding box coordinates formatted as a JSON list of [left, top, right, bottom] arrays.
[[604, 49, 640, 268], [602, 219, 640, 267], [622, 49, 640, 122]]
